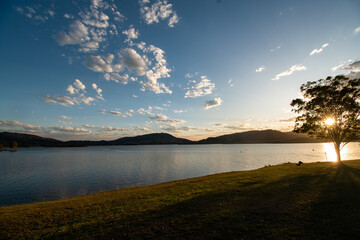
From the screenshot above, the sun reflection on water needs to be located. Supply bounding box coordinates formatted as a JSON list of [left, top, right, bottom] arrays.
[[322, 143, 349, 162]]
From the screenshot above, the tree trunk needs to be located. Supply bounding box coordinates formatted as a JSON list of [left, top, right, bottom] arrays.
[[334, 142, 341, 162]]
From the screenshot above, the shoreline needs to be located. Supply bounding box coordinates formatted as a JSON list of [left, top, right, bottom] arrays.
[[1, 160, 360, 239]]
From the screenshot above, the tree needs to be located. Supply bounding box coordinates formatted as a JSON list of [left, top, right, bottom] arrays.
[[291, 75, 360, 162], [11, 141, 18, 151]]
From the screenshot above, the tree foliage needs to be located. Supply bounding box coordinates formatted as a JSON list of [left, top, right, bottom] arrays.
[[291, 75, 360, 161]]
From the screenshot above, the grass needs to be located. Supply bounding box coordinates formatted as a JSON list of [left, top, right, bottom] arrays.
[[1, 160, 360, 239]]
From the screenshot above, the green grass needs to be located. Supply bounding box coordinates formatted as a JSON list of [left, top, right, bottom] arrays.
[[1, 160, 360, 239]]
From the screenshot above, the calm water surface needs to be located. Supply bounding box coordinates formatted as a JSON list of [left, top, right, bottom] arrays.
[[1, 143, 359, 206]]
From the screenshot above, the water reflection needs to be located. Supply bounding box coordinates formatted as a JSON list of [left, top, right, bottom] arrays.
[[322, 143, 349, 162], [0, 143, 359, 206]]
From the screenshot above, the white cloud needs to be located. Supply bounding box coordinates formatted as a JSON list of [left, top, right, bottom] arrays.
[[66, 85, 76, 94], [185, 76, 215, 98], [228, 78, 234, 87], [16, 5, 52, 22], [0, 120, 41, 132], [50, 126, 90, 134], [204, 97, 222, 110], [57, 115, 72, 119], [58, 120, 72, 125], [309, 43, 329, 56], [109, 110, 133, 117], [185, 73, 193, 79], [272, 64, 307, 80], [122, 25, 139, 44], [173, 109, 185, 113], [149, 114, 185, 125], [44, 79, 96, 106], [119, 48, 148, 75], [343, 60, 360, 79], [132, 94, 138, 98], [54, 21, 90, 46], [98, 109, 107, 114], [83, 124, 98, 129], [74, 79, 86, 90], [43, 95, 76, 106], [343, 60, 360, 70], [256, 66, 265, 72], [331, 63, 344, 72], [92, 83, 104, 100], [83, 55, 123, 72], [54, 0, 124, 52], [140, 0, 179, 28], [354, 27, 360, 33], [64, 13, 74, 19], [138, 44, 172, 94]]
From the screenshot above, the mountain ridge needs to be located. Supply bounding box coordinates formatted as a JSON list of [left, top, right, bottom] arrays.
[[0, 129, 321, 148]]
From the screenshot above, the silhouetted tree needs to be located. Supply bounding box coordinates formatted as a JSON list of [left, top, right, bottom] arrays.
[[11, 141, 18, 151], [0, 143, 3, 151], [291, 75, 360, 162]]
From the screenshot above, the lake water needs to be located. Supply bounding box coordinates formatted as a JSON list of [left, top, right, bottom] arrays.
[[0, 143, 359, 206]]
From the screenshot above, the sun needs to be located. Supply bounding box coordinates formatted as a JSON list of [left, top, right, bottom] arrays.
[[324, 118, 335, 126]]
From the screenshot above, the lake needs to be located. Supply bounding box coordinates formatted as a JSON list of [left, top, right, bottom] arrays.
[[1, 143, 359, 206]]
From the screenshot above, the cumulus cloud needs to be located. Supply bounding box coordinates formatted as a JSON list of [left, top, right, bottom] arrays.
[[54, 0, 124, 52], [109, 110, 133, 117], [343, 60, 360, 79], [57, 115, 72, 119], [44, 79, 96, 106], [185, 76, 215, 98], [332, 63, 344, 72], [16, 5, 54, 22], [185, 73, 193, 79], [309, 43, 329, 56], [140, 0, 179, 27], [228, 78, 234, 87], [173, 109, 184, 113], [354, 27, 360, 33], [50, 126, 90, 134], [204, 97, 222, 110], [342, 60, 360, 70], [138, 44, 172, 94], [272, 64, 307, 80], [122, 25, 139, 44], [43, 95, 76, 106], [98, 109, 107, 114], [54, 21, 90, 46], [256, 66, 265, 72], [120, 48, 148, 75], [92, 83, 104, 100], [83, 55, 123, 72], [0, 120, 41, 132], [149, 114, 185, 125], [104, 73, 135, 84]]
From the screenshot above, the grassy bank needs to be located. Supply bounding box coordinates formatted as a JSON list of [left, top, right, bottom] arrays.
[[1, 160, 360, 239]]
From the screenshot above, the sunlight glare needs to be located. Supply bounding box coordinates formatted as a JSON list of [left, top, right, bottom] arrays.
[[324, 118, 335, 126], [322, 143, 348, 162]]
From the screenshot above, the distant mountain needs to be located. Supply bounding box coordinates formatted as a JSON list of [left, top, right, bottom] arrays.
[[197, 129, 321, 144], [65, 133, 192, 146], [0, 132, 63, 147], [108, 133, 192, 145], [0, 130, 321, 148]]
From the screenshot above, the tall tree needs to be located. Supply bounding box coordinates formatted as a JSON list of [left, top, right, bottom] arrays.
[[291, 75, 360, 162]]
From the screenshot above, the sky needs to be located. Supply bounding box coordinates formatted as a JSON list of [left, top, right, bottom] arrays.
[[0, 0, 360, 141]]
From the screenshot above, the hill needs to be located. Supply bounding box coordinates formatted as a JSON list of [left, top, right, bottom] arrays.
[[197, 129, 321, 144], [0, 130, 321, 148], [64, 133, 192, 146], [0, 132, 63, 147], [1, 160, 360, 239]]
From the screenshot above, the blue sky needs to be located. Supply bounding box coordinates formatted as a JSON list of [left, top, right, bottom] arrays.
[[0, 0, 359, 140]]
